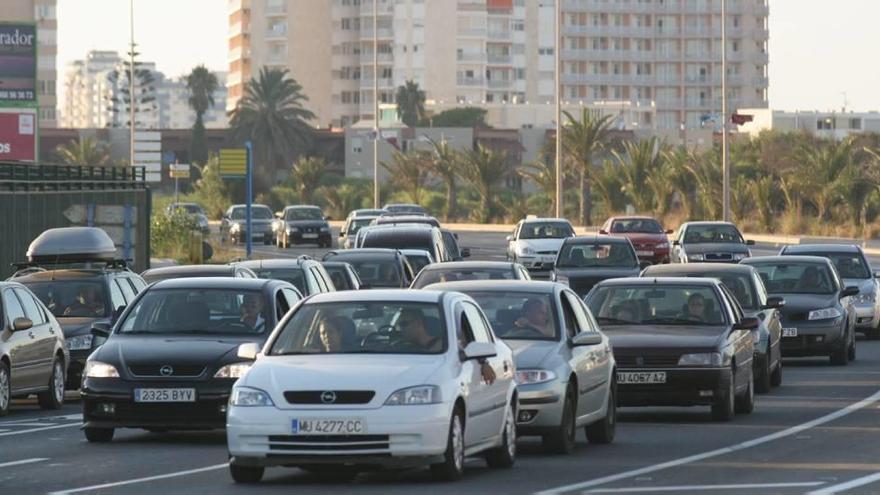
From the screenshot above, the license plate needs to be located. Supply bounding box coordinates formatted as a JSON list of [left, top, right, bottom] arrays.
[[292, 417, 366, 435], [637, 250, 653, 257], [134, 388, 196, 402], [617, 371, 667, 384], [303, 233, 318, 239], [782, 327, 798, 337]]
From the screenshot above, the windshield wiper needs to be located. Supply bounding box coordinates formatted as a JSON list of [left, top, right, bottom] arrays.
[[642, 317, 704, 325]]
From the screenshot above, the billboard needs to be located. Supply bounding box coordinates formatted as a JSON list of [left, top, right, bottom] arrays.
[[0, 23, 37, 104], [0, 109, 37, 161]]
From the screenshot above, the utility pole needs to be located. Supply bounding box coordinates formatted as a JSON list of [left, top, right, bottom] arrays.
[[721, 0, 730, 222], [554, 0, 562, 219], [372, 0, 380, 209], [129, 0, 136, 168]]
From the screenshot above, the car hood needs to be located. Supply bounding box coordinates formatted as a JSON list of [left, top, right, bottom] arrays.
[[682, 243, 750, 254], [505, 340, 559, 369], [58, 316, 106, 337], [94, 334, 261, 371], [603, 325, 726, 350], [773, 293, 840, 317], [517, 238, 567, 252]]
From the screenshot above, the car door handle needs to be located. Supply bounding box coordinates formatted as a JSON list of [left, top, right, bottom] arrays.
[[503, 361, 510, 373]]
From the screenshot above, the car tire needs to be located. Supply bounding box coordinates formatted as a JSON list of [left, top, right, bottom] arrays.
[[735, 370, 755, 415], [543, 389, 576, 454], [84, 427, 114, 443], [486, 402, 517, 469], [430, 409, 465, 482], [848, 330, 856, 362], [0, 360, 10, 417], [755, 356, 771, 394], [711, 371, 735, 422], [830, 346, 848, 366], [585, 380, 616, 445], [770, 359, 783, 387], [229, 462, 264, 484], [37, 357, 65, 410]]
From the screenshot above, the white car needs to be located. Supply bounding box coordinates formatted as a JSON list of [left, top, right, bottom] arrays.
[[226, 289, 518, 483], [506, 218, 575, 276]]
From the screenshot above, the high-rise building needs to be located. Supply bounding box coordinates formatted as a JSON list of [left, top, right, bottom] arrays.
[[3, 0, 58, 128]]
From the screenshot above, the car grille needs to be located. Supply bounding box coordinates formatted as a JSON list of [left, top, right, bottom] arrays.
[[127, 365, 206, 377], [569, 276, 607, 295], [267, 434, 390, 452], [536, 250, 557, 255], [615, 354, 680, 367], [283, 391, 375, 405], [704, 253, 734, 262], [783, 312, 809, 323]]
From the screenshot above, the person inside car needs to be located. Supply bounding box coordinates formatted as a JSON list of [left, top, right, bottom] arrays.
[[456, 320, 496, 385], [64, 285, 105, 317], [514, 298, 554, 337], [798, 266, 827, 293], [396, 309, 442, 352], [613, 300, 639, 322], [681, 293, 707, 322], [240, 294, 265, 332], [318, 316, 355, 353]]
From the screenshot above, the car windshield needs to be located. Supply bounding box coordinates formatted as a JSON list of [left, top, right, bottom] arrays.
[[650, 271, 758, 310], [404, 253, 432, 274], [750, 262, 837, 295], [520, 222, 573, 239], [336, 258, 401, 287], [25, 280, 108, 318], [586, 285, 726, 326], [556, 243, 638, 268], [252, 268, 307, 294], [611, 219, 663, 234], [414, 268, 514, 289], [386, 205, 427, 215], [683, 224, 743, 244], [796, 252, 871, 279], [347, 217, 375, 235], [285, 208, 323, 221], [269, 302, 446, 355], [117, 288, 269, 335], [459, 291, 558, 340], [232, 207, 273, 220]]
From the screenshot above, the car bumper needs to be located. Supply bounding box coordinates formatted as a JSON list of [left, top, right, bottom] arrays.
[[635, 249, 670, 265], [517, 256, 556, 273], [779, 319, 847, 356], [81, 378, 235, 430], [227, 402, 452, 467], [854, 304, 876, 329], [287, 232, 331, 244], [515, 381, 566, 434], [617, 367, 730, 407]]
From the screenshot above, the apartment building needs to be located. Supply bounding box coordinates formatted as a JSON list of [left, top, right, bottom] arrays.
[[737, 109, 880, 141], [3, 0, 57, 127]]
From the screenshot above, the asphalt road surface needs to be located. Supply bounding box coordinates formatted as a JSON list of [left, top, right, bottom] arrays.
[[5, 230, 880, 494]]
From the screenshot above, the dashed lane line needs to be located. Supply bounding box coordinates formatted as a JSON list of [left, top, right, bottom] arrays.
[[585, 482, 826, 493], [0, 458, 50, 468], [48, 463, 228, 494]]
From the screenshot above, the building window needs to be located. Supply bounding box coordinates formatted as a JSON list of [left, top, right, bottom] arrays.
[[850, 118, 861, 130], [817, 118, 833, 130]]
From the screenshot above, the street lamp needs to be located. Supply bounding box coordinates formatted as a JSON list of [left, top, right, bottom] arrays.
[[721, 0, 731, 222], [129, 0, 135, 169], [372, 0, 380, 209], [554, 0, 562, 219]]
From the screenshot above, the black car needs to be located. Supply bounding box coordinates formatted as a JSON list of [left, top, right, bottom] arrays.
[[552, 236, 643, 297], [671, 221, 755, 264], [320, 261, 363, 291], [360, 225, 451, 263], [322, 249, 415, 289], [411, 261, 531, 289], [81, 277, 301, 441], [643, 263, 785, 392], [141, 264, 257, 285], [273, 205, 332, 248], [741, 256, 858, 365], [585, 277, 758, 421], [441, 229, 471, 261], [220, 204, 276, 245], [231, 258, 333, 296]]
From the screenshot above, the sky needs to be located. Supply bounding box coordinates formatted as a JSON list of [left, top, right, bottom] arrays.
[[55, 0, 880, 112]]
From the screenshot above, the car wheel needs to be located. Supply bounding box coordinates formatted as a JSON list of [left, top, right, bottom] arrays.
[[430, 409, 465, 481], [37, 357, 65, 410], [0, 361, 10, 417], [770, 359, 783, 387], [711, 370, 735, 421], [830, 345, 848, 366], [229, 462, 264, 484], [755, 356, 771, 394], [735, 369, 755, 415], [848, 329, 856, 361], [543, 389, 576, 454], [486, 402, 517, 468], [585, 381, 616, 444], [84, 427, 114, 443]]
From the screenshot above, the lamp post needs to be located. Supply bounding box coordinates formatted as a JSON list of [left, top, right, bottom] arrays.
[[721, 0, 731, 222], [129, 0, 135, 169], [554, 0, 562, 219], [372, 0, 380, 209]]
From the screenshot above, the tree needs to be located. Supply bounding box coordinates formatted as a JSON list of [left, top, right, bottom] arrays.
[[591, 160, 625, 218], [613, 138, 667, 214], [519, 160, 560, 217], [105, 47, 156, 128], [457, 145, 512, 223], [839, 147, 880, 234], [684, 151, 723, 220], [54, 137, 110, 166], [395, 80, 426, 127], [229, 67, 316, 193], [381, 150, 431, 205], [561, 109, 614, 226], [751, 175, 776, 231], [428, 107, 488, 128], [423, 137, 460, 221], [290, 156, 326, 205], [186, 65, 219, 165], [797, 138, 854, 221], [190, 156, 231, 219], [663, 147, 700, 218], [320, 182, 368, 220]]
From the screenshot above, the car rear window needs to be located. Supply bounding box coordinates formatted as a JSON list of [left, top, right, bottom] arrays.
[[24, 280, 108, 318]]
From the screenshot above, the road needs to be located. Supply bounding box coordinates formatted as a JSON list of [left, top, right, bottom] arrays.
[[4, 230, 880, 494]]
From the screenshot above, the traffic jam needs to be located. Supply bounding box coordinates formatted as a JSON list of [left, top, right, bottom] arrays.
[[1, 204, 874, 484]]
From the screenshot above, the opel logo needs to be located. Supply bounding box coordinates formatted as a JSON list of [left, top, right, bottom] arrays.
[[320, 391, 337, 404], [159, 365, 174, 376]]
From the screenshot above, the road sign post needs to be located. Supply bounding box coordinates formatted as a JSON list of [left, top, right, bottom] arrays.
[[245, 141, 253, 258]]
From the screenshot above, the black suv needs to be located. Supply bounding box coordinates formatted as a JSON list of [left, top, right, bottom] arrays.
[[231, 257, 335, 296], [273, 205, 332, 248]]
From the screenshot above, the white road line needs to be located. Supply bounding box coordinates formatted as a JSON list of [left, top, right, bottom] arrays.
[[0, 423, 80, 437], [0, 457, 50, 468], [48, 463, 228, 494], [0, 413, 82, 425], [807, 472, 880, 495], [538, 389, 880, 495], [586, 482, 825, 493]]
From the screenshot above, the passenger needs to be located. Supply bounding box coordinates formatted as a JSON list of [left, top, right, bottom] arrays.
[[240, 294, 265, 331], [515, 298, 554, 337], [318, 316, 353, 352], [613, 300, 639, 322], [681, 293, 706, 322], [64, 285, 104, 317], [397, 309, 442, 352]]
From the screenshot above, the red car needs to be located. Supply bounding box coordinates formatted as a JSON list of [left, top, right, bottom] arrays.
[[599, 216, 672, 265]]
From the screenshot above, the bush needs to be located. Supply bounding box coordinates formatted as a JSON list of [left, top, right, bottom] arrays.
[[151, 210, 204, 264]]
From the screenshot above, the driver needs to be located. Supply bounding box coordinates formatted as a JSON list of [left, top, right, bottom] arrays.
[[318, 316, 350, 352], [64, 285, 104, 316], [799, 266, 823, 292], [240, 294, 265, 331], [514, 298, 554, 337], [681, 293, 706, 321], [397, 309, 442, 352]]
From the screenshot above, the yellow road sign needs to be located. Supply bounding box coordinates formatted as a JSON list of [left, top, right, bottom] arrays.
[[219, 148, 248, 178]]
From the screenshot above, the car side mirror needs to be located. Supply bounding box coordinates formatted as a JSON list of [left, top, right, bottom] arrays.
[[91, 322, 111, 338], [463, 342, 497, 360], [639, 261, 652, 270], [237, 342, 260, 360], [746, 240, 756, 246], [665, 229, 674, 235], [598, 229, 608, 235], [841, 286, 860, 298], [111, 305, 126, 324], [734, 316, 760, 331], [461, 247, 471, 258], [570, 332, 602, 346], [12, 317, 33, 332], [506, 235, 512, 242], [762, 296, 785, 310]]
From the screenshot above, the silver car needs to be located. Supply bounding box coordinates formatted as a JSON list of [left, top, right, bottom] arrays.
[[424, 280, 616, 454]]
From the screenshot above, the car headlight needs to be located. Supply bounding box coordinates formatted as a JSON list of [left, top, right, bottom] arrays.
[[214, 362, 252, 379], [808, 307, 843, 321], [733, 253, 748, 261], [85, 361, 119, 378], [678, 353, 722, 367], [230, 222, 241, 232], [287, 226, 299, 233], [854, 292, 876, 304], [515, 369, 557, 385], [384, 385, 441, 405], [518, 246, 535, 256], [66, 334, 94, 351], [321, 226, 330, 232], [656, 242, 669, 249], [687, 254, 704, 262], [230, 386, 275, 407]]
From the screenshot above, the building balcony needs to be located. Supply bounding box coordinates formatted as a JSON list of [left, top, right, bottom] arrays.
[[458, 52, 488, 63], [487, 30, 512, 41], [457, 76, 485, 87], [458, 27, 488, 38], [359, 77, 394, 89], [359, 28, 394, 40], [265, 27, 287, 40], [228, 21, 249, 36], [265, 3, 286, 16], [561, 49, 659, 62], [359, 52, 394, 64], [487, 79, 513, 89], [227, 0, 247, 13], [487, 54, 512, 65], [228, 46, 251, 61]]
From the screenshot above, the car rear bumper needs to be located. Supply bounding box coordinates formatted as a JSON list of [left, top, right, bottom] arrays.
[[617, 367, 730, 407], [288, 232, 331, 244]]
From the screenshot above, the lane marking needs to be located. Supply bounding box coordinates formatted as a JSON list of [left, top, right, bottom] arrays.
[[49, 463, 227, 494], [697, 462, 880, 472], [585, 482, 825, 493], [807, 472, 880, 495], [0, 423, 79, 437], [0, 457, 50, 468], [0, 413, 82, 425], [538, 389, 880, 495]]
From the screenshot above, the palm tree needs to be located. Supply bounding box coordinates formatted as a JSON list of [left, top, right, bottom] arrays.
[[684, 152, 723, 220], [457, 145, 512, 223], [381, 149, 431, 205], [519, 160, 559, 217], [395, 80, 426, 127], [54, 137, 110, 166], [186, 65, 219, 165], [613, 138, 667, 214], [423, 137, 460, 221], [290, 156, 326, 205], [663, 147, 699, 218], [591, 160, 625, 219], [229, 67, 316, 193], [797, 138, 854, 221], [561, 110, 614, 226], [321, 183, 367, 220], [751, 175, 776, 231], [838, 147, 880, 234]]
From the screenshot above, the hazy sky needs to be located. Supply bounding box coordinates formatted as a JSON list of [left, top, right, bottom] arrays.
[[56, 0, 880, 112]]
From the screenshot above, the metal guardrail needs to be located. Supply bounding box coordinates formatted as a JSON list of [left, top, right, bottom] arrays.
[[0, 162, 147, 192]]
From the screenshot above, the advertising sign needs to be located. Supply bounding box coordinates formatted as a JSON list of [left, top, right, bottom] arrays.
[[0, 109, 37, 161], [0, 23, 37, 105]]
